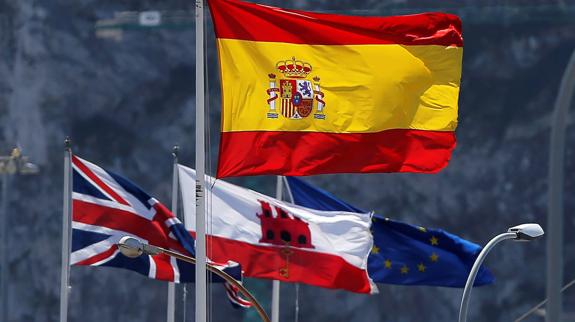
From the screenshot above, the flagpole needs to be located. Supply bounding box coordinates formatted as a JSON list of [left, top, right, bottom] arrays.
[[271, 176, 283, 322], [167, 146, 179, 322], [173, 146, 188, 322], [281, 178, 299, 322], [0, 166, 8, 322], [195, 0, 208, 321], [180, 152, 188, 322], [60, 138, 72, 322]]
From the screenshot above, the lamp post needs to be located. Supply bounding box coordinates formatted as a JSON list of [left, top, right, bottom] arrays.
[[0, 148, 39, 322], [547, 49, 575, 322], [117, 236, 271, 322], [458, 223, 544, 322]]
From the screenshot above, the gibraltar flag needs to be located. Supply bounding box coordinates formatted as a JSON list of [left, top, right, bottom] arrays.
[[178, 165, 377, 294]]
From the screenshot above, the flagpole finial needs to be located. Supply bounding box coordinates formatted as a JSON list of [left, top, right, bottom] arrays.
[[172, 145, 179, 159], [64, 137, 72, 151]]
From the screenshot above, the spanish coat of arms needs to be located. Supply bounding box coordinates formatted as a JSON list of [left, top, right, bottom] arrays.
[[266, 57, 326, 120]]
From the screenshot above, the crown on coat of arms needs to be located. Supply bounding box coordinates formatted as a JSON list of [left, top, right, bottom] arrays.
[[276, 57, 312, 79]]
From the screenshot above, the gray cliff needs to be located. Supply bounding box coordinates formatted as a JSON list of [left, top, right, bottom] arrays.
[[0, 0, 574, 321]]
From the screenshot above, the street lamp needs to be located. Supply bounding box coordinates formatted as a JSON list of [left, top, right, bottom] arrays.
[[117, 236, 271, 322], [458, 223, 544, 322], [0, 148, 40, 322]]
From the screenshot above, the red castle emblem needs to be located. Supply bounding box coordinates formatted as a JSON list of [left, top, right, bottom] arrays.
[[266, 57, 326, 120], [256, 200, 314, 249]]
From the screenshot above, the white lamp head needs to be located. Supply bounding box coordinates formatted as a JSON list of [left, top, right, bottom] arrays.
[[508, 223, 544, 241], [117, 236, 144, 258]]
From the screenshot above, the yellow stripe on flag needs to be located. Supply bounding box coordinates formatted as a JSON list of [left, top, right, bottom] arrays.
[[218, 39, 462, 134]]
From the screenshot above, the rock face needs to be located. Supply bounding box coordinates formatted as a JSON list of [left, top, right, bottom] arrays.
[[0, 0, 574, 321]]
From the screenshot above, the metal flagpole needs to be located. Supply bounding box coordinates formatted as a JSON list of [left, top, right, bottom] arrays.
[[281, 178, 299, 322], [60, 138, 72, 322], [179, 149, 188, 322], [294, 284, 300, 322], [0, 171, 8, 322], [167, 146, 179, 322], [547, 49, 575, 322], [195, 0, 207, 321], [271, 176, 283, 322]]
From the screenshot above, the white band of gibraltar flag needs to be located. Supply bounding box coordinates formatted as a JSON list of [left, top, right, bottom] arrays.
[[178, 165, 377, 294]]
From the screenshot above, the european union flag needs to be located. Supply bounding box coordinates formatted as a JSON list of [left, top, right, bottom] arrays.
[[285, 177, 494, 287]]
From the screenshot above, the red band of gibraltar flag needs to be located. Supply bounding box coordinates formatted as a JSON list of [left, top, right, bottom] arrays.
[[209, 0, 463, 178]]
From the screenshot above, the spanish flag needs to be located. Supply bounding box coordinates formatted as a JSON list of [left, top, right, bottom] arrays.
[[210, 0, 463, 178]]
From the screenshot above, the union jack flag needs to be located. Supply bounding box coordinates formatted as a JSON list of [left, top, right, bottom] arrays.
[[70, 155, 251, 308]]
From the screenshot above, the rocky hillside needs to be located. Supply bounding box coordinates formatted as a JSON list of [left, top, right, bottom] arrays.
[[0, 0, 574, 321]]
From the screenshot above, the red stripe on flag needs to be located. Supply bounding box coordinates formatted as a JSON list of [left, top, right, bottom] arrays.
[[72, 155, 130, 206], [205, 235, 374, 294], [76, 245, 118, 266], [152, 253, 175, 281], [209, 0, 462, 47], [217, 129, 456, 178], [152, 202, 176, 237], [73, 200, 188, 254]]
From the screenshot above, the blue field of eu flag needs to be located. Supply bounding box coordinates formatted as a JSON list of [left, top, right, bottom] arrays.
[[285, 177, 494, 288]]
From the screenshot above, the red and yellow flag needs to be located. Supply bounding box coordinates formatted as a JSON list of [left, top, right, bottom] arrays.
[[210, 0, 463, 178]]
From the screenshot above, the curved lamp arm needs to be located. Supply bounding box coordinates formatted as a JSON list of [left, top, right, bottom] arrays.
[[118, 236, 271, 322], [458, 232, 517, 322], [459, 223, 543, 322]]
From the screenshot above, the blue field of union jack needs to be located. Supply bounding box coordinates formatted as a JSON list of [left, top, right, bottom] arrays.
[[70, 155, 251, 308]]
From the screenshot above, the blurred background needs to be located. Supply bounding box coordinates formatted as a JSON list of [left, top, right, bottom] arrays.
[[0, 0, 574, 321]]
